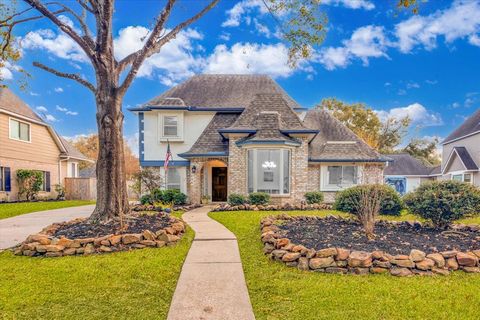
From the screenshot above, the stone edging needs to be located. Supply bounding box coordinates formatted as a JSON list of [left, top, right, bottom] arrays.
[[14, 215, 186, 257], [213, 203, 332, 212], [261, 214, 480, 276]]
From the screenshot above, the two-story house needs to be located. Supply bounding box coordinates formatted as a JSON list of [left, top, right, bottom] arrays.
[[0, 88, 90, 201], [130, 74, 388, 204], [440, 109, 480, 185]]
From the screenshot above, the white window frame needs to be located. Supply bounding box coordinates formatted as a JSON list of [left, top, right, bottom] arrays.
[[9, 117, 31, 143], [450, 171, 474, 184], [247, 148, 291, 196], [320, 164, 363, 191], [158, 112, 184, 142], [161, 167, 186, 194]]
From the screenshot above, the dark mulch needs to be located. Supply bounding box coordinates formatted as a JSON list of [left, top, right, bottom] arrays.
[[54, 213, 172, 239], [277, 217, 480, 254]]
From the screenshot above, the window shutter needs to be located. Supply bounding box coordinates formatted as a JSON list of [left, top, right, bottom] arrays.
[[45, 171, 51, 192], [4, 167, 11, 192]]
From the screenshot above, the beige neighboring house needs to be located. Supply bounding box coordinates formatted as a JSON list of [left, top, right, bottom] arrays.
[[130, 74, 389, 204], [439, 109, 480, 185], [0, 88, 90, 201]]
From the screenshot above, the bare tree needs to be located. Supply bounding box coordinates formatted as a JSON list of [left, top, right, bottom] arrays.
[[355, 185, 382, 240]]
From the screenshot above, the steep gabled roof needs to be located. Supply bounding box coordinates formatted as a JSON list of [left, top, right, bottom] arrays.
[[384, 153, 434, 176], [59, 136, 92, 161], [179, 113, 238, 157], [443, 109, 480, 144], [144, 74, 300, 109], [0, 88, 44, 122], [442, 146, 479, 173], [304, 109, 387, 162]]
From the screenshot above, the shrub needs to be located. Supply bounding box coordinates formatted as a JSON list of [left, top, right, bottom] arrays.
[[248, 192, 270, 205], [16, 169, 43, 201], [140, 194, 153, 205], [304, 191, 324, 204], [151, 188, 187, 205], [228, 193, 247, 206], [54, 184, 65, 200], [404, 180, 480, 227], [334, 184, 403, 216]]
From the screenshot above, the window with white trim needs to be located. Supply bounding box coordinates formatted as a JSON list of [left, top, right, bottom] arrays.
[[452, 173, 473, 184], [9, 118, 30, 142], [166, 168, 181, 190], [0, 167, 4, 191], [163, 116, 178, 137], [248, 149, 290, 195], [321, 165, 361, 191]]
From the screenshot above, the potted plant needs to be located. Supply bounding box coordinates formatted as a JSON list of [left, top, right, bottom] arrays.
[[201, 195, 211, 204]]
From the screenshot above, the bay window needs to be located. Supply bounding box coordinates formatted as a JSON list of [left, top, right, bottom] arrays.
[[248, 149, 290, 195]]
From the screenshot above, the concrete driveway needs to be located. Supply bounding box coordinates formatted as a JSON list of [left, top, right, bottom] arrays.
[[0, 205, 95, 250]]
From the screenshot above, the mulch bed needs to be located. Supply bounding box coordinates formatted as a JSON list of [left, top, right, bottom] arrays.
[[54, 213, 172, 239], [277, 217, 480, 255]]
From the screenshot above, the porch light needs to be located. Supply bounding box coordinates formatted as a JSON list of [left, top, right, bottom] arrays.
[[262, 161, 277, 170], [191, 165, 197, 174]]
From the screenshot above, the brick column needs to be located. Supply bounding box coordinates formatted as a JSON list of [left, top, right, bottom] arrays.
[[227, 137, 248, 196], [362, 163, 385, 184], [187, 159, 204, 204], [290, 137, 309, 203]]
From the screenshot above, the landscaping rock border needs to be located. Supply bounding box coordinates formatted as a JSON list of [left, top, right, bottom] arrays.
[[213, 202, 332, 212], [132, 203, 201, 212], [261, 214, 480, 276], [14, 215, 186, 257]]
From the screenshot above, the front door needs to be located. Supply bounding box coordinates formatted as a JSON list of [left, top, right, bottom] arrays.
[[212, 167, 227, 202]]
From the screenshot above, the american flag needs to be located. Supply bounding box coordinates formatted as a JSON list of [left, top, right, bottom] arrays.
[[164, 140, 172, 173]]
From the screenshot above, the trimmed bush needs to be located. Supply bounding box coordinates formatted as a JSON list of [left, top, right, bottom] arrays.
[[334, 184, 403, 216], [228, 193, 247, 206], [140, 194, 153, 205], [404, 180, 480, 227], [151, 188, 187, 205], [16, 169, 43, 201], [304, 191, 324, 204], [248, 192, 270, 205]]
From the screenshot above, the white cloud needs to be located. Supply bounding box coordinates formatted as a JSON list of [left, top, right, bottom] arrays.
[[45, 114, 57, 122], [376, 103, 443, 127], [114, 26, 204, 86], [29, 92, 40, 96], [425, 79, 438, 85], [0, 61, 14, 80], [395, 0, 480, 53], [56, 105, 68, 112], [222, 0, 267, 27], [54, 87, 64, 93], [36, 106, 48, 113], [406, 82, 420, 89], [56, 105, 78, 116], [219, 32, 231, 41], [66, 111, 78, 116], [321, 0, 374, 10], [318, 25, 389, 70], [21, 29, 88, 62], [203, 42, 300, 78], [253, 19, 272, 38]]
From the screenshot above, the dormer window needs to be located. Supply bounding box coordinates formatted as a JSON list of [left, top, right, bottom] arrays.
[[9, 118, 31, 142]]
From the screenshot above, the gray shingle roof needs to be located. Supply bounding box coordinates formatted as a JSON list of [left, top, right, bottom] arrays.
[[145, 74, 300, 109], [0, 88, 44, 122], [452, 146, 479, 170], [59, 136, 91, 161], [384, 153, 434, 176], [443, 109, 480, 144], [79, 166, 96, 178], [429, 165, 441, 175], [179, 113, 238, 157], [304, 109, 386, 162]]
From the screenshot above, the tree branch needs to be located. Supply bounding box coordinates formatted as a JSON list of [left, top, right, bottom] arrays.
[[33, 61, 96, 92], [76, 0, 94, 13], [47, 1, 94, 41], [24, 0, 96, 60], [117, 0, 220, 95]]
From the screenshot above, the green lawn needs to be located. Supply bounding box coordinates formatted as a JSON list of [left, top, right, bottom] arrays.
[[379, 210, 480, 225], [0, 214, 193, 319], [210, 210, 480, 320], [0, 200, 96, 220]]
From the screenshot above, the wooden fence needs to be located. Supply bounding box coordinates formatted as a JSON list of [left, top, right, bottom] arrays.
[[65, 177, 97, 200]]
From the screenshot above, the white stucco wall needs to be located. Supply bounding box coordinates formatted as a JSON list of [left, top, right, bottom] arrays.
[[143, 111, 215, 161]]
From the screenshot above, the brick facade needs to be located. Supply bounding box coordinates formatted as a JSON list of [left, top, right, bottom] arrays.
[[227, 136, 248, 196]]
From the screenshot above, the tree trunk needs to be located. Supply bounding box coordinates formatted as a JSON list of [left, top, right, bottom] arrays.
[[88, 84, 130, 223]]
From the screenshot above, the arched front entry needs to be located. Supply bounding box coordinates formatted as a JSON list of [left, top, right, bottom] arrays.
[[201, 159, 228, 202]]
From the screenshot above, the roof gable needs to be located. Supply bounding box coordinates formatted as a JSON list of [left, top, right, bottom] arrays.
[[144, 74, 300, 109], [443, 146, 479, 173], [304, 109, 386, 162], [0, 88, 44, 122]]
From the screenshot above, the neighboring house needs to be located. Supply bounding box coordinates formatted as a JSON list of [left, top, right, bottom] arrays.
[[0, 88, 90, 201], [130, 74, 388, 204], [384, 153, 439, 195], [439, 109, 480, 185]]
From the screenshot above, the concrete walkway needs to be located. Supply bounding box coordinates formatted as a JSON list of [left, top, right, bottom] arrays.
[[167, 206, 255, 320], [0, 205, 95, 249]]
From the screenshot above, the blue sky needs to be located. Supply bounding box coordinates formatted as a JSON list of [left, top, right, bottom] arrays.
[[3, 0, 480, 153]]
